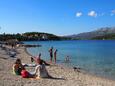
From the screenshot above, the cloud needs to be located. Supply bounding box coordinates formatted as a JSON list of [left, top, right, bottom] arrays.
[[75, 10, 115, 17], [76, 12, 82, 17], [88, 11, 97, 17], [112, 10, 115, 14], [111, 10, 115, 16]]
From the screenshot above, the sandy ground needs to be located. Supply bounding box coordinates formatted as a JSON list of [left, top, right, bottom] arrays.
[[0, 46, 115, 86]]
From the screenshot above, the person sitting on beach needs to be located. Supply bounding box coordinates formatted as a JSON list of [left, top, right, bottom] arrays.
[[21, 67, 29, 78], [34, 58, 52, 79], [13, 58, 25, 75], [13, 58, 35, 78], [31, 53, 50, 66], [21, 68, 34, 78]]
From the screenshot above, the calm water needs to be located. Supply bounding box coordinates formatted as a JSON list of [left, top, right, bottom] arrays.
[[24, 40, 115, 80]]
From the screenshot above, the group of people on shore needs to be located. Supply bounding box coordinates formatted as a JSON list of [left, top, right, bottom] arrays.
[[13, 53, 52, 79], [49, 46, 70, 63], [12, 46, 70, 79], [12, 46, 58, 79]]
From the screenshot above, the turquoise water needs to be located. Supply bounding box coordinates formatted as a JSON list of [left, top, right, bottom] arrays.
[[24, 40, 115, 79]]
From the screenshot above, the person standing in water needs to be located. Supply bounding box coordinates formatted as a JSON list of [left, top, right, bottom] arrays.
[[65, 55, 70, 62], [54, 49, 58, 63], [49, 47, 53, 63]]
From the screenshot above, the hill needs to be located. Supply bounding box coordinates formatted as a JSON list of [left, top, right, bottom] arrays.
[[65, 27, 115, 40], [0, 32, 61, 41]]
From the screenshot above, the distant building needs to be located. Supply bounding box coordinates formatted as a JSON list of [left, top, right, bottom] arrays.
[[40, 34, 48, 40]]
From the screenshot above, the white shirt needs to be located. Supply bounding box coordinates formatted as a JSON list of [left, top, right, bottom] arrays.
[[34, 64, 49, 78]]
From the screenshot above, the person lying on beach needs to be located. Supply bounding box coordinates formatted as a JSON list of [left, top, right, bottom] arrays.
[[13, 58, 25, 75], [31, 53, 50, 66], [21, 68, 34, 78], [20, 61, 51, 79], [13, 58, 35, 78]]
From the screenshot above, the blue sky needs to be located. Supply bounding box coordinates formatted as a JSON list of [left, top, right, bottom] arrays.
[[0, 0, 115, 36]]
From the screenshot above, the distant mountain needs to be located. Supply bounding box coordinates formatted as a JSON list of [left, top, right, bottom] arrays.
[[1, 27, 115, 41], [65, 27, 115, 40]]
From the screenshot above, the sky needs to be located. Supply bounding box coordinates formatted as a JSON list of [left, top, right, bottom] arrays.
[[0, 0, 115, 36]]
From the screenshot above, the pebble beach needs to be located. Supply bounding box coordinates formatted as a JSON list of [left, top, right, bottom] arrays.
[[0, 45, 115, 86]]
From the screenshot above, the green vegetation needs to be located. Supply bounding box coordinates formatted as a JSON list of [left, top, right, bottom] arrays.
[[92, 33, 115, 40], [0, 32, 62, 41], [1, 31, 115, 41]]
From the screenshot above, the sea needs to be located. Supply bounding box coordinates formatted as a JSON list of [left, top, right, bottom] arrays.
[[24, 40, 115, 80]]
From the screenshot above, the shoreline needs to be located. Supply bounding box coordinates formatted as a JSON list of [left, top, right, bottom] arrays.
[[0, 45, 115, 86], [24, 47, 115, 81], [25, 47, 115, 82], [24, 47, 33, 57]]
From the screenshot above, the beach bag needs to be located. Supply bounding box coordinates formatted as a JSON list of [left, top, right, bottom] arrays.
[[21, 70, 29, 78]]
